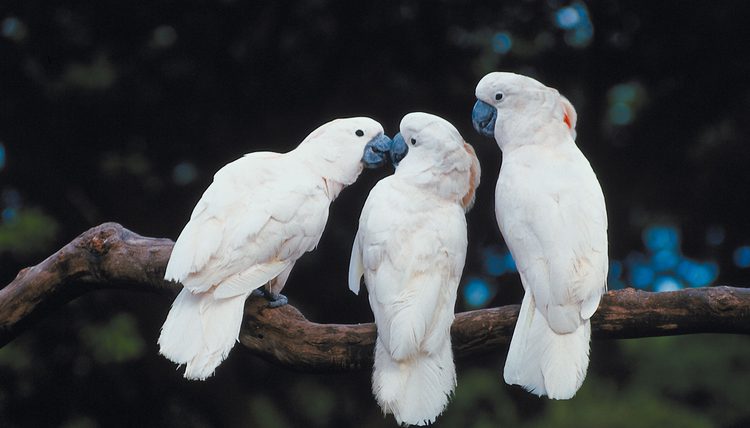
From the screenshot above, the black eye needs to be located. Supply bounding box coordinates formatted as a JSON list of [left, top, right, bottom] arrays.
[[495, 92, 504, 101], [355, 129, 364, 137], [410, 138, 417, 146]]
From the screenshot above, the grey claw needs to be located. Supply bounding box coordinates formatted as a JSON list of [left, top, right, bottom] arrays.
[[266, 293, 288, 308], [251, 288, 288, 308]]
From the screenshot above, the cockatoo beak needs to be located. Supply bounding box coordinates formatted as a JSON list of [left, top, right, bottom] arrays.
[[362, 134, 393, 169], [390, 133, 409, 167], [471, 100, 497, 138]]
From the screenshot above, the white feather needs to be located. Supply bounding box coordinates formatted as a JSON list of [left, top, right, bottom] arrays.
[[350, 113, 479, 425], [159, 117, 386, 379], [503, 292, 591, 399], [348, 231, 364, 295], [475, 72, 608, 399], [212, 261, 290, 299]]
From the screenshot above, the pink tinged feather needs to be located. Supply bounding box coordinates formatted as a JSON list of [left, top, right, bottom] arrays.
[[460, 142, 481, 211]]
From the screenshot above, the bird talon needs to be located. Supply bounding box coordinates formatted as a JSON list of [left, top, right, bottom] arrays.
[[252, 288, 288, 308], [266, 293, 288, 308]]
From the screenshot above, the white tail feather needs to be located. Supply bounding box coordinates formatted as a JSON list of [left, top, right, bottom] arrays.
[[504, 292, 591, 399], [158, 288, 248, 380], [373, 338, 456, 426]]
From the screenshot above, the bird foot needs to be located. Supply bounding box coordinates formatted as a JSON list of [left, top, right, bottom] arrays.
[[251, 288, 289, 308]]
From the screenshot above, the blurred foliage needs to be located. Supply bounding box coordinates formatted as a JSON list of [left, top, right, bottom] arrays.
[[60, 416, 98, 428], [527, 377, 713, 428], [1, 0, 749, 427], [246, 395, 291, 428], [288, 380, 337, 427], [0, 207, 59, 257], [59, 53, 117, 91], [439, 368, 519, 427], [79, 313, 146, 364], [0, 340, 32, 372], [621, 335, 750, 427]]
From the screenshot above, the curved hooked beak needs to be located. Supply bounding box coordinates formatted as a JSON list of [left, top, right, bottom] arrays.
[[362, 134, 393, 169], [390, 133, 409, 167], [471, 100, 497, 138]]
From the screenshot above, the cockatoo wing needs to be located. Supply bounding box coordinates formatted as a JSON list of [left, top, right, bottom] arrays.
[[358, 178, 467, 359], [348, 229, 365, 295], [355, 176, 466, 425], [496, 144, 607, 334], [165, 152, 330, 296]]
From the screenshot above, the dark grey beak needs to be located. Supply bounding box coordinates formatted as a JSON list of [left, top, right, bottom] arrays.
[[471, 100, 497, 138], [362, 134, 393, 169], [390, 133, 408, 167]]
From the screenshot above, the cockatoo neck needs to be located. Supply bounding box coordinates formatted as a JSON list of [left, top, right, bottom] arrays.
[[290, 144, 363, 201], [396, 149, 470, 204], [496, 117, 570, 152]]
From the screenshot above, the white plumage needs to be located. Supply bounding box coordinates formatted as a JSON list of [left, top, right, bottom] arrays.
[[159, 117, 389, 380], [349, 112, 480, 425], [473, 72, 608, 399]]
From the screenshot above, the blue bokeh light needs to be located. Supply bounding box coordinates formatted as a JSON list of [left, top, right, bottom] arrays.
[[610, 83, 638, 104], [483, 246, 505, 276], [556, 2, 593, 48], [463, 277, 494, 309], [618, 224, 721, 291], [734, 246, 750, 268], [629, 263, 654, 288], [654, 275, 682, 292], [2, 207, 17, 223], [482, 246, 516, 276], [651, 249, 680, 272], [609, 260, 623, 278], [677, 259, 718, 288], [608, 260, 625, 289], [555, 7, 581, 30], [608, 102, 633, 125], [607, 82, 644, 126], [491, 32, 513, 55], [172, 161, 198, 186], [2, 17, 20, 38], [503, 251, 516, 272], [565, 24, 593, 48], [0, 142, 5, 171], [643, 224, 680, 252]]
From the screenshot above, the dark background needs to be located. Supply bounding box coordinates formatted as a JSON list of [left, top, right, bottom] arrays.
[[1, 1, 749, 427]]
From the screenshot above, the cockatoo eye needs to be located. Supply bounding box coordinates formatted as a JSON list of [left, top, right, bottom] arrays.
[[495, 92, 504, 101], [355, 129, 365, 137], [410, 138, 417, 146]]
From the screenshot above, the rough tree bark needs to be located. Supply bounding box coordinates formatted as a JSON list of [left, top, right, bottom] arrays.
[[1, 223, 748, 371]]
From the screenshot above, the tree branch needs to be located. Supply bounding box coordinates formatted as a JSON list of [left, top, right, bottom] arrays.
[[1, 223, 748, 371]]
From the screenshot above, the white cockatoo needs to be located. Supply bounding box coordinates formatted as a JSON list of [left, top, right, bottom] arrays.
[[472, 72, 608, 399], [349, 112, 480, 426], [158, 117, 393, 380]]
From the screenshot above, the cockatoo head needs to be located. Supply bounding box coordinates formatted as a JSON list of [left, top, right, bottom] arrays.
[[297, 117, 394, 185], [394, 112, 480, 211], [472, 72, 578, 145]]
